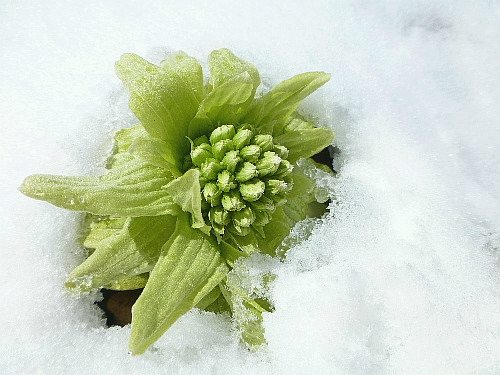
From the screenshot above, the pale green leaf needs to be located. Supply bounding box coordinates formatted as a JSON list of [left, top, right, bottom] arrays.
[[222, 280, 268, 347], [203, 289, 231, 314], [274, 115, 334, 163], [188, 72, 254, 139], [244, 72, 330, 134], [115, 52, 203, 161], [225, 231, 260, 258], [106, 273, 149, 291], [129, 135, 182, 176], [107, 125, 147, 169], [129, 214, 229, 354], [195, 285, 222, 310], [219, 240, 248, 267], [160, 51, 205, 103], [208, 48, 260, 93], [82, 216, 126, 249], [163, 168, 209, 233], [20, 159, 178, 217], [66, 215, 176, 291]]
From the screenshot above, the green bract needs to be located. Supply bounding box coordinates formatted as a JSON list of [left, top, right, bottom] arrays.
[[19, 49, 334, 354]]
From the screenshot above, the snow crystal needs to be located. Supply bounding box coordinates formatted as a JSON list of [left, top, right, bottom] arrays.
[[1, 1, 499, 374]]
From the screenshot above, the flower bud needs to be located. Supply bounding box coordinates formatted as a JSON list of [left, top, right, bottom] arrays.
[[217, 170, 237, 192], [240, 145, 261, 163], [256, 151, 281, 177], [221, 150, 240, 173], [233, 129, 253, 149], [210, 124, 235, 145], [239, 179, 265, 202], [235, 161, 258, 182], [212, 139, 234, 160], [253, 134, 273, 152], [233, 206, 255, 228], [191, 143, 213, 167], [266, 179, 290, 195], [202, 182, 222, 206], [203, 182, 221, 205], [209, 206, 231, 226], [221, 191, 245, 212], [273, 144, 289, 159], [200, 158, 222, 180]]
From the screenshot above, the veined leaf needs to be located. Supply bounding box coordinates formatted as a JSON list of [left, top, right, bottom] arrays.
[[66, 215, 176, 291], [116, 52, 203, 161], [222, 280, 269, 347], [274, 115, 334, 163], [163, 168, 209, 233], [244, 72, 330, 134], [160, 51, 205, 103], [129, 135, 182, 176], [225, 231, 260, 259], [129, 214, 229, 354], [195, 285, 222, 310], [106, 273, 149, 291], [188, 72, 255, 139], [20, 159, 178, 217], [203, 289, 231, 314], [82, 216, 126, 249], [208, 48, 260, 95], [107, 125, 147, 169], [219, 240, 248, 267]]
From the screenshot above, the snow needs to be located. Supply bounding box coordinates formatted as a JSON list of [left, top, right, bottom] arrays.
[[1, 1, 499, 374]]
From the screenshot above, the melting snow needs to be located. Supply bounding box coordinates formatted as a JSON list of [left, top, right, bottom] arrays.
[[1, 1, 499, 374]]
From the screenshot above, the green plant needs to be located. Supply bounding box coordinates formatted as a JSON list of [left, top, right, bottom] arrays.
[[20, 49, 334, 354]]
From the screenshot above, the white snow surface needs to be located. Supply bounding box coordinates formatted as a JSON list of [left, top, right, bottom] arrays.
[[1, 1, 499, 374]]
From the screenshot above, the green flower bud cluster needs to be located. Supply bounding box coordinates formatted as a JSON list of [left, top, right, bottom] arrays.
[[188, 124, 293, 237]]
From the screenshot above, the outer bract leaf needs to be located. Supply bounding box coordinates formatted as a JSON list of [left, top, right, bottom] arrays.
[[20, 159, 178, 217], [195, 285, 222, 310], [222, 280, 268, 347], [66, 215, 176, 291], [160, 51, 205, 103], [115, 53, 203, 161], [130, 135, 182, 176], [219, 240, 249, 267], [106, 273, 149, 291], [129, 214, 229, 354], [163, 168, 209, 233], [107, 125, 146, 169], [275, 126, 334, 163], [244, 72, 330, 134], [188, 72, 254, 139], [203, 289, 231, 314], [209, 48, 260, 94], [82, 216, 126, 249]]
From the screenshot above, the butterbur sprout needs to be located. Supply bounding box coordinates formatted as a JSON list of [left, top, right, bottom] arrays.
[[19, 48, 334, 354]]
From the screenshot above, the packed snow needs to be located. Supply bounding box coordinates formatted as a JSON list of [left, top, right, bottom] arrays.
[[1, 1, 499, 374]]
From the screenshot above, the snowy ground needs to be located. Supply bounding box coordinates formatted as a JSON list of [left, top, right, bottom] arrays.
[[1, 1, 499, 374]]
